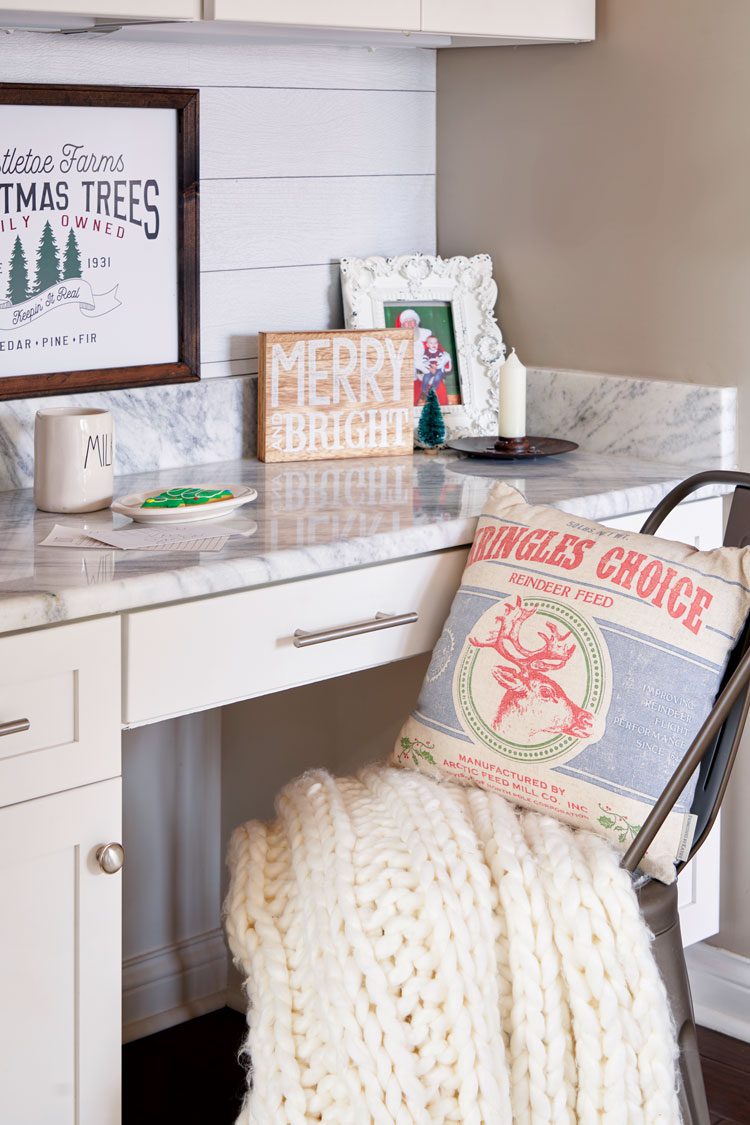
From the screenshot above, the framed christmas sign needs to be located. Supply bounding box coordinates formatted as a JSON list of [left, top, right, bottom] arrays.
[[0, 83, 199, 400]]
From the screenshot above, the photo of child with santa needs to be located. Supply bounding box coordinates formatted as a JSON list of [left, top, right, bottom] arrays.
[[394, 309, 458, 406], [418, 334, 453, 404]]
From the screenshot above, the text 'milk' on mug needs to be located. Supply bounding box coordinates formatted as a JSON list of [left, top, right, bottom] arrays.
[[34, 406, 115, 514]]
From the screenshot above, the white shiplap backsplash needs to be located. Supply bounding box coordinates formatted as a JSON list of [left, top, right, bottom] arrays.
[[0, 33, 436, 489]]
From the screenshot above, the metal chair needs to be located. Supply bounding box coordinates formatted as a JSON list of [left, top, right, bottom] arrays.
[[620, 470, 750, 1125]]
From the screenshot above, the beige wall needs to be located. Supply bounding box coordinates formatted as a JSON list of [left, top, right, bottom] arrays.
[[437, 0, 750, 460], [436, 0, 750, 956]]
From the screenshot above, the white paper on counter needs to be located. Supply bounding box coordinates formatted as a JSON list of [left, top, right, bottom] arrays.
[[41, 523, 232, 553]]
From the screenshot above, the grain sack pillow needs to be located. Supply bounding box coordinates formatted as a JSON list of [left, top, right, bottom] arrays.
[[394, 482, 750, 882]]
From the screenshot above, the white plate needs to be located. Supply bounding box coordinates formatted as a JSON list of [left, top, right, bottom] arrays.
[[111, 484, 258, 525]]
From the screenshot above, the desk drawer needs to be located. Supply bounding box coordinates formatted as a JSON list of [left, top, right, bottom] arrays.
[[124, 549, 467, 726], [0, 617, 121, 807]]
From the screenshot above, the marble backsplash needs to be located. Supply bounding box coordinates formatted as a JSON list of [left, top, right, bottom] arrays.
[[527, 368, 737, 468], [0, 365, 736, 491], [0, 375, 256, 491]]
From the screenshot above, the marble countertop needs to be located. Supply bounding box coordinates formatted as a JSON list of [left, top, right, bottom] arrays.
[[0, 450, 726, 635]]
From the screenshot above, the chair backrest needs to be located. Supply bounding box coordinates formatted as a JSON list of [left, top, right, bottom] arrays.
[[631, 470, 750, 870]]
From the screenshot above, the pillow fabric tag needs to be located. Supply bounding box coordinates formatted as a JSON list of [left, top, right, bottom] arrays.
[[394, 483, 750, 882]]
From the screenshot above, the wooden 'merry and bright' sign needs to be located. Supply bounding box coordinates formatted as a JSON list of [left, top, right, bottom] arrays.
[[257, 328, 414, 463]]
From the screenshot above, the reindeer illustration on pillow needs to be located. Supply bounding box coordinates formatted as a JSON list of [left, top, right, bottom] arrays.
[[470, 596, 594, 742]]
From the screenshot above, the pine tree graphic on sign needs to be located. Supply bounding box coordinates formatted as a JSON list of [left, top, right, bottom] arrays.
[[6, 235, 30, 306], [33, 221, 61, 294], [62, 229, 82, 280]]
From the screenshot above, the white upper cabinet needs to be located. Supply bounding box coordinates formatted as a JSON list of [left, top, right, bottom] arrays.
[[206, 0, 593, 40], [206, 0, 421, 32], [422, 0, 595, 40], [0, 0, 200, 17], [0, 0, 593, 40]]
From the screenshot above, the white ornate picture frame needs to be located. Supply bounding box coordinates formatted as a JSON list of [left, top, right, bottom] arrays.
[[340, 254, 505, 438]]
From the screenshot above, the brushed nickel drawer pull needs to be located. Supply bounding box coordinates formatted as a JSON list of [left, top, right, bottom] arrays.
[[0, 718, 30, 737], [293, 611, 418, 649]]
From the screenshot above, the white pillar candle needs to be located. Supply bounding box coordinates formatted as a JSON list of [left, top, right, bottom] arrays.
[[498, 348, 527, 438]]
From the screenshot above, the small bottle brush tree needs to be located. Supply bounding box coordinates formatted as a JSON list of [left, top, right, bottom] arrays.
[[417, 388, 446, 449]]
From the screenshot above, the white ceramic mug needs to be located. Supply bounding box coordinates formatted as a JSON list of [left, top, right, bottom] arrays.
[[34, 407, 115, 514]]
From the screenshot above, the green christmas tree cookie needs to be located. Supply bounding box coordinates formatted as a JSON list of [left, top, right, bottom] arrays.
[[142, 487, 234, 509]]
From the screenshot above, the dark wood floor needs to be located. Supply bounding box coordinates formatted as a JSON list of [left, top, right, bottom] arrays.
[[698, 1026, 750, 1125], [123, 1008, 247, 1125], [123, 1009, 750, 1124]]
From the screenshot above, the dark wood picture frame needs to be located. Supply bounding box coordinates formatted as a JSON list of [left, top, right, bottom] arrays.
[[0, 83, 199, 400]]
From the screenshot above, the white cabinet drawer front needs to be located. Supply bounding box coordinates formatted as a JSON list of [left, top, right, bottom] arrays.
[[0, 617, 121, 807], [207, 0, 420, 31], [124, 549, 467, 725], [421, 0, 595, 39]]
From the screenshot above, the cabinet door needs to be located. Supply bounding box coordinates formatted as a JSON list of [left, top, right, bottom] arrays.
[[206, 0, 420, 32], [422, 0, 594, 40], [603, 496, 724, 550], [0, 1, 199, 16], [0, 779, 122, 1125], [604, 496, 724, 945]]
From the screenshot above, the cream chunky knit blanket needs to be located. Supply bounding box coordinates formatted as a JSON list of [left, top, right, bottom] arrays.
[[225, 766, 680, 1124]]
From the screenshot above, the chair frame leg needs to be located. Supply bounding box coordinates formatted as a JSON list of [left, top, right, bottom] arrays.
[[637, 880, 710, 1125]]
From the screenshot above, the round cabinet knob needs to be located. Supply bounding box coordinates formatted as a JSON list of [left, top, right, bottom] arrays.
[[96, 842, 124, 874]]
